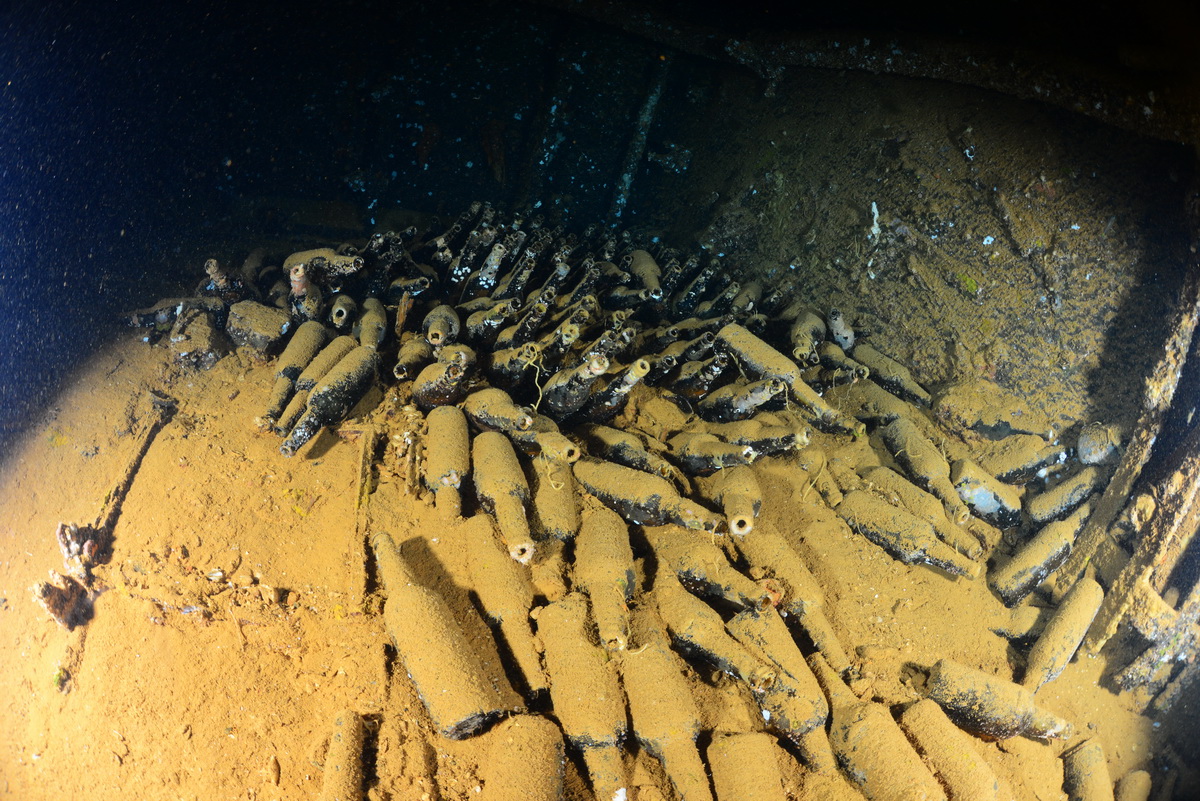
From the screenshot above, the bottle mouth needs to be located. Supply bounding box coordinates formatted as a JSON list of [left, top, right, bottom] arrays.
[[728, 514, 754, 536], [509, 542, 536, 565]]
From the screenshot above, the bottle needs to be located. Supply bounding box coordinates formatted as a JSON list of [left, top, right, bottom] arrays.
[[620, 607, 714, 801], [529, 453, 580, 542], [579, 358, 649, 423], [385, 275, 433, 304], [273, 390, 310, 439], [661, 253, 695, 300], [302, 247, 365, 284], [462, 515, 548, 697], [491, 248, 538, 301], [288, 263, 324, 322], [533, 321, 581, 374], [1076, 421, 1122, 465], [1115, 770, 1152, 801], [732, 521, 850, 675], [679, 331, 718, 362], [262, 320, 330, 424], [672, 257, 722, 318], [827, 308, 855, 350], [473, 431, 536, 564], [464, 297, 521, 345], [672, 314, 730, 341], [644, 524, 772, 609], [852, 342, 932, 407], [836, 491, 980, 578], [1063, 739, 1114, 801], [671, 352, 730, 399], [643, 350, 680, 386], [879, 418, 973, 524], [1026, 466, 1104, 525], [601, 284, 650, 310], [668, 431, 757, 475], [701, 464, 762, 536], [809, 653, 947, 801], [280, 345, 378, 456], [859, 466, 982, 560], [794, 728, 840, 777], [898, 699, 1011, 801], [355, 296, 388, 349], [476, 715, 565, 801], [446, 227, 494, 289], [698, 378, 786, 423], [370, 531, 523, 739], [506, 415, 581, 463], [654, 571, 777, 692], [327, 294, 358, 331], [862, 465, 980, 547], [694, 279, 740, 318], [743, 312, 770, 336], [196, 257, 250, 305], [707, 733, 786, 801], [534, 593, 629, 801], [977, 433, 1069, 484], [704, 418, 807, 457], [536, 254, 572, 303], [1022, 577, 1104, 692], [729, 281, 763, 317], [925, 658, 1074, 739], [501, 300, 551, 349], [541, 354, 611, 418], [725, 606, 827, 734], [577, 424, 686, 489], [488, 341, 541, 389], [788, 309, 826, 366], [720, 604, 825, 695], [422, 303, 461, 346], [578, 323, 637, 367], [715, 323, 864, 437], [795, 445, 843, 507], [275, 335, 359, 436], [989, 501, 1092, 607], [457, 241, 508, 301], [435, 342, 477, 374], [816, 340, 869, 380], [572, 507, 635, 650], [836, 376, 912, 427], [423, 405, 471, 516], [411, 361, 469, 410], [635, 321, 677, 355], [319, 709, 365, 801], [644, 339, 695, 384], [573, 459, 723, 533], [562, 257, 603, 308], [393, 334, 433, 380], [627, 249, 664, 298], [462, 387, 535, 433]]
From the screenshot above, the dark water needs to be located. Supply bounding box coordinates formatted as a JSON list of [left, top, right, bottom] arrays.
[[0, 0, 677, 436], [1, 0, 1196, 437]]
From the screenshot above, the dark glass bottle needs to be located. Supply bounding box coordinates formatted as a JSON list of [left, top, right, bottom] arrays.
[[280, 345, 378, 456]]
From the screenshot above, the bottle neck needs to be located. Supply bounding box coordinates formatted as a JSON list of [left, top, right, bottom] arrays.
[[280, 411, 321, 457], [808, 652, 857, 710]]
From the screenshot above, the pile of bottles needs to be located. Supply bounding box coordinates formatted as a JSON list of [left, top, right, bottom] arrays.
[[131, 201, 1132, 800]]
